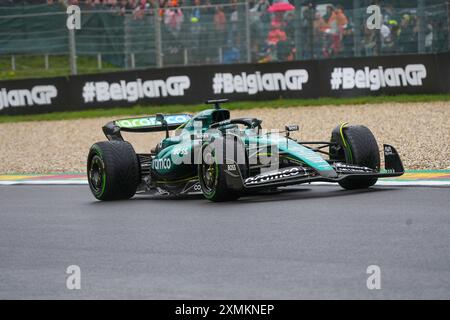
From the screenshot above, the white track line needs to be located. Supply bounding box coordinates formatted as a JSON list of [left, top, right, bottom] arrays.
[[312, 181, 450, 187], [377, 181, 450, 186], [0, 179, 449, 187], [0, 180, 87, 185]]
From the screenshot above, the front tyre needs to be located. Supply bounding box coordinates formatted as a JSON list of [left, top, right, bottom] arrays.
[[198, 137, 247, 202], [330, 124, 380, 190], [87, 141, 140, 201]]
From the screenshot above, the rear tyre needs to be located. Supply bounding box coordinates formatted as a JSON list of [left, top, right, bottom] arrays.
[[198, 136, 247, 202], [87, 141, 140, 200], [330, 124, 380, 190]]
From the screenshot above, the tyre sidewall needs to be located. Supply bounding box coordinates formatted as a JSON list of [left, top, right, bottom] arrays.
[[87, 141, 140, 201], [332, 125, 380, 189]]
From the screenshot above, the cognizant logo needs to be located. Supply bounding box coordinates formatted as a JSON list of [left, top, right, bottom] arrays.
[[212, 69, 309, 95], [0, 86, 58, 110], [330, 64, 427, 91]]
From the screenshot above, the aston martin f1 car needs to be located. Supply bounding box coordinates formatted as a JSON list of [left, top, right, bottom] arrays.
[[87, 99, 404, 202]]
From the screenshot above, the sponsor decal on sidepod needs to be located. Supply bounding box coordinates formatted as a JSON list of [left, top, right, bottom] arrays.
[[152, 158, 172, 170]]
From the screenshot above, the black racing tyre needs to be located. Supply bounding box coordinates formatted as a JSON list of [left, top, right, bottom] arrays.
[[198, 136, 247, 202], [330, 124, 380, 190], [87, 141, 140, 201]]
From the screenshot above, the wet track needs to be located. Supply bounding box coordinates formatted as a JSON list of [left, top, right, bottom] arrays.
[[0, 185, 449, 299]]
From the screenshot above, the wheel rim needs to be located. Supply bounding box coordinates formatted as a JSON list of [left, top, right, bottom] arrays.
[[89, 155, 105, 195], [202, 162, 217, 193], [201, 147, 217, 194]]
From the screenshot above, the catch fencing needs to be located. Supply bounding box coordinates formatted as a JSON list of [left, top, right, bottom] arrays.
[[0, 1, 449, 77]]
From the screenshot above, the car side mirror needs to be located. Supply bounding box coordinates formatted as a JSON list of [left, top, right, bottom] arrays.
[[156, 113, 169, 138], [285, 125, 299, 132], [156, 113, 165, 123], [285, 125, 299, 139]]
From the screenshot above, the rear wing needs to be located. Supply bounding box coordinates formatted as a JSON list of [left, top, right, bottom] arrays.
[[102, 114, 192, 141]]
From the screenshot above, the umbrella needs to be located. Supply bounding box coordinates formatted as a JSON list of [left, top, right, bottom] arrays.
[[267, 2, 295, 13]]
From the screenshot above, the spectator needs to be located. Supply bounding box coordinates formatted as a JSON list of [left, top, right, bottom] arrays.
[[363, 25, 377, 56], [214, 5, 226, 30], [322, 5, 346, 58], [284, 11, 295, 40], [314, 11, 327, 33], [249, 0, 270, 57], [200, 0, 215, 62], [164, 1, 183, 33], [334, 5, 348, 30], [223, 41, 240, 64], [300, 2, 315, 59], [276, 39, 294, 60], [398, 14, 416, 53], [341, 21, 354, 57], [380, 22, 391, 48], [313, 12, 326, 58], [323, 5, 335, 26], [214, 6, 226, 47], [133, 0, 149, 19], [227, 3, 238, 44], [380, 19, 398, 54], [249, 0, 270, 25], [383, 4, 398, 26], [266, 23, 287, 46], [188, 0, 202, 62], [424, 19, 433, 53], [190, 0, 202, 22], [271, 11, 285, 29], [4, 0, 450, 64]]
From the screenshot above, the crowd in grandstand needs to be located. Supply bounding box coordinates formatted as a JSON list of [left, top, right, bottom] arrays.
[[0, 0, 448, 64]]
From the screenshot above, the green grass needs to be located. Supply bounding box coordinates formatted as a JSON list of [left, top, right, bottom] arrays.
[[1, 94, 449, 124], [0, 55, 119, 80]]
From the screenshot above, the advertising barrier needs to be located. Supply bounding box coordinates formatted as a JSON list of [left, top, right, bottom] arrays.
[[0, 77, 70, 115], [319, 54, 441, 97], [0, 53, 449, 116]]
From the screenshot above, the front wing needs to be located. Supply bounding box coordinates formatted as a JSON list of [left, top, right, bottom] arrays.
[[225, 144, 405, 190]]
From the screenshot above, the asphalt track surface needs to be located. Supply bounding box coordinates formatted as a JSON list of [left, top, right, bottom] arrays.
[[0, 184, 449, 299]]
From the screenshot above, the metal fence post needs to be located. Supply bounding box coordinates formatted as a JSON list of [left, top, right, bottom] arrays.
[[294, 0, 303, 60], [448, 0, 450, 51], [131, 53, 136, 69], [97, 53, 102, 70], [63, 0, 77, 74], [154, 3, 163, 68], [68, 28, 77, 75], [11, 55, 16, 71], [245, 0, 251, 63], [218, 47, 223, 64], [184, 49, 188, 65], [418, 0, 425, 54], [353, 0, 362, 57], [44, 54, 49, 70]]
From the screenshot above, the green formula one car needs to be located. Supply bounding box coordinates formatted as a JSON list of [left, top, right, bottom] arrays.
[[87, 99, 404, 202]]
